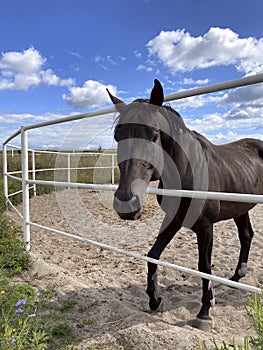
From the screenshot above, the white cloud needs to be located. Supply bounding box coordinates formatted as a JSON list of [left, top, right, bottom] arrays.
[[70, 51, 82, 58], [62, 80, 117, 109], [106, 56, 117, 65], [186, 113, 225, 132], [215, 84, 263, 122], [94, 54, 123, 67], [0, 47, 45, 73], [1, 111, 116, 150], [95, 55, 103, 63], [147, 27, 263, 74], [212, 131, 239, 143], [170, 94, 218, 110], [182, 78, 210, 85], [0, 111, 71, 126], [258, 119, 263, 129], [0, 47, 74, 91], [211, 130, 263, 143], [41, 69, 74, 87], [185, 108, 263, 144], [224, 104, 263, 120], [136, 64, 153, 72], [219, 84, 263, 106], [0, 111, 72, 146], [134, 50, 142, 59]]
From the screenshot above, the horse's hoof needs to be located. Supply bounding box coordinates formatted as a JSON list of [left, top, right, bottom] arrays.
[[230, 275, 240, 282], [149, 297, 163, 312], [191, 317, 212, 331]]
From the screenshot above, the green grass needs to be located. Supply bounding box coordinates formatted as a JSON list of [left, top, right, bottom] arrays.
[[246, 293, 263, 349], [61, 299, 77, 312], [0, 200, 77, 349], [0, 276, 50, 349], [0, 270, 80, 350], [0, 216, 30, 276]]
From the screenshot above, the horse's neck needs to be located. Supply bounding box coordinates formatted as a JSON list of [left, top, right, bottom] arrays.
[[161, 127, 209, 191]]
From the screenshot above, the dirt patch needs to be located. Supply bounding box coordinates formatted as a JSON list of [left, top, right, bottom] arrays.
[[6, 188, 262, 349]]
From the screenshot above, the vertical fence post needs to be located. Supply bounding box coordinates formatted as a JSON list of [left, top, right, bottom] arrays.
[[32, 150, 37, 196], [67, 153, 71, 184], [2, 143, 9, 206], [21, 127, 30, 251], [111, 154, 115, 185]]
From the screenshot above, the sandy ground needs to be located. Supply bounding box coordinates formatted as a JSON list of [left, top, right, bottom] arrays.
[[6, 188, 262, 350]]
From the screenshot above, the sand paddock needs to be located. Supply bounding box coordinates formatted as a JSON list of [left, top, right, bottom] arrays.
[[7, 188, 262, 349]]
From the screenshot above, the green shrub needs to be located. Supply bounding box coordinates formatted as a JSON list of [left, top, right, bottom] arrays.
[[246, 293, 263, 349], [51, 322, 74, 337], [0, 216, 30, 276], [199, 337, 250, 350], [61, 299, 77, 312], [0, 276, 50, 350]]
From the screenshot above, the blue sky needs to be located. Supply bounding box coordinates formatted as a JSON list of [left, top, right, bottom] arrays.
[[1, 0, 263, 149]]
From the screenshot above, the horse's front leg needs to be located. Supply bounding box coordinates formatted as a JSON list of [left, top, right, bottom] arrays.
[[193, 221, 214, 321], [146, 215, 181, 311]]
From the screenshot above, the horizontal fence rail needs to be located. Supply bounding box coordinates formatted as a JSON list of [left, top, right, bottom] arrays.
[[2, 74, 263, 295], [6, 175, 263, 204], [22, 180, 263, 204], [28, 221, 262, 295]]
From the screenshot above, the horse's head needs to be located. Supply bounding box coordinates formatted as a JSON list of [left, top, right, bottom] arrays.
[[107, 79, 167, 220]]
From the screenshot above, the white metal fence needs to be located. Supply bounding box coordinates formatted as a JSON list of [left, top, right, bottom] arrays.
[[4, 144, 117, 196], [2, 74, 263, 295]]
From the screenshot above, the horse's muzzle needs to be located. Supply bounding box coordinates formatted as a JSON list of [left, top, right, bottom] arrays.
[[113, 194, 142, 220]]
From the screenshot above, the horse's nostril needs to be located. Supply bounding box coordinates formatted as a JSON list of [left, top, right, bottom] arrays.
[[113, 193, 142, 217], [130, 195, 137, 203], [114, 189, 133, 203]]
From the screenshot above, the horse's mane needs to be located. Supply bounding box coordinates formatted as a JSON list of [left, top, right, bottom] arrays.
[[113, 98, 183, 129], [133, 98, 182, 119]]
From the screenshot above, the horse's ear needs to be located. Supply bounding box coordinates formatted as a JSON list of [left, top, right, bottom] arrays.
[[106, 88, 125, 105], [149, 79, 164, 106]]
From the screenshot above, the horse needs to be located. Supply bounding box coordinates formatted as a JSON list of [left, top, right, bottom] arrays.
[[106, 79, 263, 325]]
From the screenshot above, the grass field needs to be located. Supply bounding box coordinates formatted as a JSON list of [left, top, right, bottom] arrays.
[[0, 149, 119, 212]]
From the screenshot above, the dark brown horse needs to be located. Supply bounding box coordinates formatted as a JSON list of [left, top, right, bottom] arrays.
[[107, 79, 263, 323]]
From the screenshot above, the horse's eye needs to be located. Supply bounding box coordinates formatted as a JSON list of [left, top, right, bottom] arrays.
[[143, 161, 153, 170], [152, 129, 159, 142]]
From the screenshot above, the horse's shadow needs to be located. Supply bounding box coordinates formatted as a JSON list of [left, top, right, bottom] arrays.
[[44, 277, 251, 344]]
